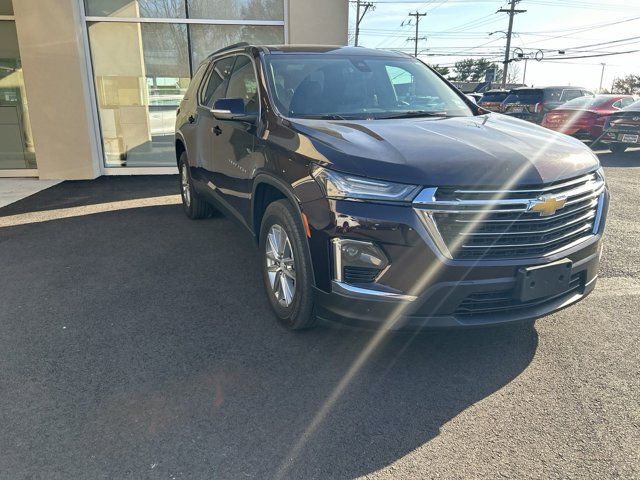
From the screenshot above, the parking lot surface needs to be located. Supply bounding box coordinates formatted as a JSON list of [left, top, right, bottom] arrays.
[[0, 149, 638, 479]]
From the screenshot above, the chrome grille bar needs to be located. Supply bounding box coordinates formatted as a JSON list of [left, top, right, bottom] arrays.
[[413, 171, 604, 260]]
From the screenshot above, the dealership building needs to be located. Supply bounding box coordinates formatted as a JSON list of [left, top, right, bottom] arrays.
[[0, 0, 348, 179]]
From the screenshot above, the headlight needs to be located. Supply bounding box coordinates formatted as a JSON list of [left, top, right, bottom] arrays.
[[311, 165, 420, 202]]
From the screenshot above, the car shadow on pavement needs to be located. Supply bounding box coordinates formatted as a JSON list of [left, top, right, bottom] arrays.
[[0, 177, 538, 479]]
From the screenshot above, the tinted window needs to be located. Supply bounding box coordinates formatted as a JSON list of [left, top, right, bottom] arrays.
[[226, 56, 259, 114], [560, 89, 584, 102], [200, 56, 236, 106], [480, 92, 508, 102], [504, 89, 543, 104], [263, 54, 473, 119]]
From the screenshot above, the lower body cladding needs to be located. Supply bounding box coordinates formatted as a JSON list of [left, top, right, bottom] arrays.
[[307, 192, 608, 330]]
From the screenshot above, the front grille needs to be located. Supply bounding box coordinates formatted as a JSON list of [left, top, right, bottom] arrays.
[[414, 172, 605, 260], [454, 273, 583, 316]]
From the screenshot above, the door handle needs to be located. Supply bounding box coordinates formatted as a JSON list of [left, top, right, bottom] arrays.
[[213, 125, 223, 136], [188, 115, 195, 124]]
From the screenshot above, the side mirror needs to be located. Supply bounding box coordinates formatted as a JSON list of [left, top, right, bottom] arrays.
[[210, 98, 257, 123], [466, 94, 478, 104]]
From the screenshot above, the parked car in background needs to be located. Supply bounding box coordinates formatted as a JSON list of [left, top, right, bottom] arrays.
[[477, 89, 509, 112], [601, 99, 640, 153], [541, 94, 636, 141], [501, 86, 594, 124]]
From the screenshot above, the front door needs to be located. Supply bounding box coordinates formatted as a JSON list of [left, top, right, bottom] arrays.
[[209, 55, 261, 223]]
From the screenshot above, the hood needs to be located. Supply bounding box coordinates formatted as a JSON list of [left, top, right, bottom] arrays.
[[288, 113, 599, 188]]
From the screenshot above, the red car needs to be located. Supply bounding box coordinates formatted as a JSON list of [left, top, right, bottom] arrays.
[[542, 94, 636, 141]]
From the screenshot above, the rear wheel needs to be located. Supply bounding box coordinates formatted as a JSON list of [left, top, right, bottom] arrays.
[[179, 152, 215, 219], [260, 200, 316, 330], [609, 143, 628, 154]]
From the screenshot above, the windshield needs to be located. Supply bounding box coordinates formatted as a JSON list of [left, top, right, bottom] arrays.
[[504, 89, 544, 104], [262, 53, 473, 120]]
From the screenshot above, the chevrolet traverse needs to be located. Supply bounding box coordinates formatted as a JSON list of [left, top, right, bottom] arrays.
[[175, 44, 608, 330]]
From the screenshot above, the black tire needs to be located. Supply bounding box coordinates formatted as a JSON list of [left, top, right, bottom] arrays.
[[179, 152, 215, 219], [609, 143, 628, 154], [259, 199, 316, 330]]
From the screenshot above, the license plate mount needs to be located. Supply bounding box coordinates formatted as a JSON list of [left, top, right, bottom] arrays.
[[515, 259, 573, 302]]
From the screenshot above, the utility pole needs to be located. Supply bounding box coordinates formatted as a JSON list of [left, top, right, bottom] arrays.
[[408, 11, 427, 57], [498, 0, 526, 88], [599, 63, 606, 93], [354, 0, 375, 47]]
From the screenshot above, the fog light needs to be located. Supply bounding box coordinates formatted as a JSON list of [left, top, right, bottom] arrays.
[[332, 238, 389, 283]]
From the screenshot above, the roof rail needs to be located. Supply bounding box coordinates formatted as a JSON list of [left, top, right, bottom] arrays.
[[210, 42, 250, 56]]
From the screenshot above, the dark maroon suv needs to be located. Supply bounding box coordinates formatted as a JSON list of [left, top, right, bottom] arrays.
[[175, 44, 609, 330]]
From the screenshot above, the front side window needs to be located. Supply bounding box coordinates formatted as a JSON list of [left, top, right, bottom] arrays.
[[226, 56, 259, 114], [263, 54, 473, 120]]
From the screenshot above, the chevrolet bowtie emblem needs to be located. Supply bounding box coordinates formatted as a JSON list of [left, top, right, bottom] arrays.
[[526, 194, 567, 217]]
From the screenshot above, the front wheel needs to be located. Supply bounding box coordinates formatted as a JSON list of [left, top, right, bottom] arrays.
[[609, 143, 628, 154], [259, 200, 316, 330]]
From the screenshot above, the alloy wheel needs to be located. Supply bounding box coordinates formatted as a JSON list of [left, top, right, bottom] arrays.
[[265, 224, 296, 307]]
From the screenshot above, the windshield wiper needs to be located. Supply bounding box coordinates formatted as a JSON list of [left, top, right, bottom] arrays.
[[297, 114, 348, 120], [377, 111, 448, 119]]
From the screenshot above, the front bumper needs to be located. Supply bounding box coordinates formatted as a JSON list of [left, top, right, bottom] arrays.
[[314, 249, 601, 329], [303, 181, 608, 330]]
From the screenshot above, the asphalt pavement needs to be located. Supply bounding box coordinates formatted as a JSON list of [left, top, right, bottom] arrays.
[[0, 149, 638, 479]]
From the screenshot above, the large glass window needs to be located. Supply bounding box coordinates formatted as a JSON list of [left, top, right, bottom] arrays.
[[88, 22, 189, 167], [0, 0, 13, 16], [84, 0, 285, 168], [187, 0, 284, 21], [0, 20, 37, 169], [190, 24, 283, 68], [84, 0, 186, 18]]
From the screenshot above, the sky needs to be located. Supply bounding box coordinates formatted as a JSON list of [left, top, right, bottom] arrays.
[[348, 0, 640, 91]]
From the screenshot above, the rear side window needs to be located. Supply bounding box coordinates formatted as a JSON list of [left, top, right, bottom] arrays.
[[504, 89, 543, 104], [183, 62, 209, 101], [200, 56, 236, 107]]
